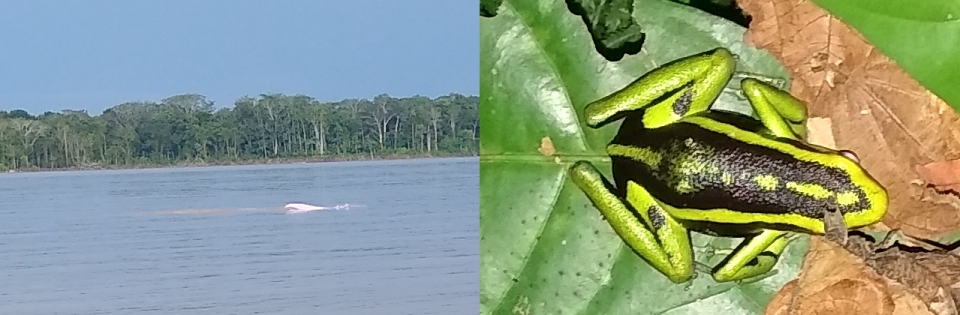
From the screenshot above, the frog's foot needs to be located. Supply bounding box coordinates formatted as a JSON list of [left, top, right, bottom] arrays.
[[711, 229, 791, 282], [731, 72, 788, 91], [740, 78, 808, 140]]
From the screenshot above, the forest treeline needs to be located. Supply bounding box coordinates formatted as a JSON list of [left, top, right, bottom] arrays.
[[0, 93, 478, 171]]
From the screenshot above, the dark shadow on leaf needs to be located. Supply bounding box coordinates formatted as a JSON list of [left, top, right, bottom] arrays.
[[564, 0, 645, 61], [675, 0, 752, 27], [481, 0, 503, 17]]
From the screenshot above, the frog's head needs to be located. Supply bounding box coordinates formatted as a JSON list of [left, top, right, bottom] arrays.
[[780, 140, 888, 231], [822, 147, 888, 230]]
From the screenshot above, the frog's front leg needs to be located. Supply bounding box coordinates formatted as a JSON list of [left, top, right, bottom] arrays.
[[584, 48, 739, 130], [569, 161, 695, 283]]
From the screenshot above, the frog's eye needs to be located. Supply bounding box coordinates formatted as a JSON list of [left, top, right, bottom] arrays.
[[839, 150, 860, 163]]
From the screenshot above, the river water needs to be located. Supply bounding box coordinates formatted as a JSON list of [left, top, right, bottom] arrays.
[[0, 157, 478, 314]]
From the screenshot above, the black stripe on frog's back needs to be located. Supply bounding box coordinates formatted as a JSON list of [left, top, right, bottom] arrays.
[[609, 111, 872, 220]]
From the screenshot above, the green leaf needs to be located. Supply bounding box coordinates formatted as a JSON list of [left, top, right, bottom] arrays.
[[480, 0, 811, 314], [811, 0, 960, 112]]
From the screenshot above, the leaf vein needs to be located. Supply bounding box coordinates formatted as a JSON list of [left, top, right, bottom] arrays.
[[489, 163, 569, 313], [507, 0, 591, 151]]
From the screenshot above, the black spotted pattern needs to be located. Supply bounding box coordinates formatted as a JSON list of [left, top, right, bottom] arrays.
[[671, 89, 693, 116], [647, 205, 666, 230], [611, 111, 871, 220]]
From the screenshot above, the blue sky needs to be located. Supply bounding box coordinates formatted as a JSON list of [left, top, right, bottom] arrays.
[[0, 1, 478, 115]]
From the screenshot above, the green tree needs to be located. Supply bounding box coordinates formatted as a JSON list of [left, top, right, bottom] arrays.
[[0, 92, 478, 171]]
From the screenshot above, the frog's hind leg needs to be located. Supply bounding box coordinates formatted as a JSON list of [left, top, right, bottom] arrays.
[[740, 78, 809, 140], [583, 48, 738, 129], [569, 161, 694, 283], [711, 229, 790, 283]]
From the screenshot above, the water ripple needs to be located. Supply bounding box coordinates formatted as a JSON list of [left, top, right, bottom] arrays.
[[0, 157, 478, 314]]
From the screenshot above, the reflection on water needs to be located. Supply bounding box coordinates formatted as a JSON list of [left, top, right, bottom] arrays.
[[144, 207, 285, 215], [144, 204, 370, 216], [145, 208, 238, 215], [0, 157, 478, 314]]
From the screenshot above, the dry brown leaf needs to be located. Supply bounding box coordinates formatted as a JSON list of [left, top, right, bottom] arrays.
[[917, 159, 960, 193], [766, 279, 896, 315], [738, 0, 960, 239], [805, 117, 837, 149], [870, 249, 957, 309], [764, 236, 938, 315]]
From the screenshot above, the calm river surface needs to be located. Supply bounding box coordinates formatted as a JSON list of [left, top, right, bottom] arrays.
[[0, 157, 478, 314]]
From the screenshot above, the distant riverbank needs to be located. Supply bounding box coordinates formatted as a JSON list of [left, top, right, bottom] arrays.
[[1, 152, 478, 174]]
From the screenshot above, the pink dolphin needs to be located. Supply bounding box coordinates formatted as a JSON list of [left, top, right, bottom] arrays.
[[284, 203, 361, 213], [284, 203, 328, 213]]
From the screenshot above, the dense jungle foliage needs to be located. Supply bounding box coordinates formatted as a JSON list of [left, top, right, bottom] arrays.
[[0, 93, 478, 171]]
